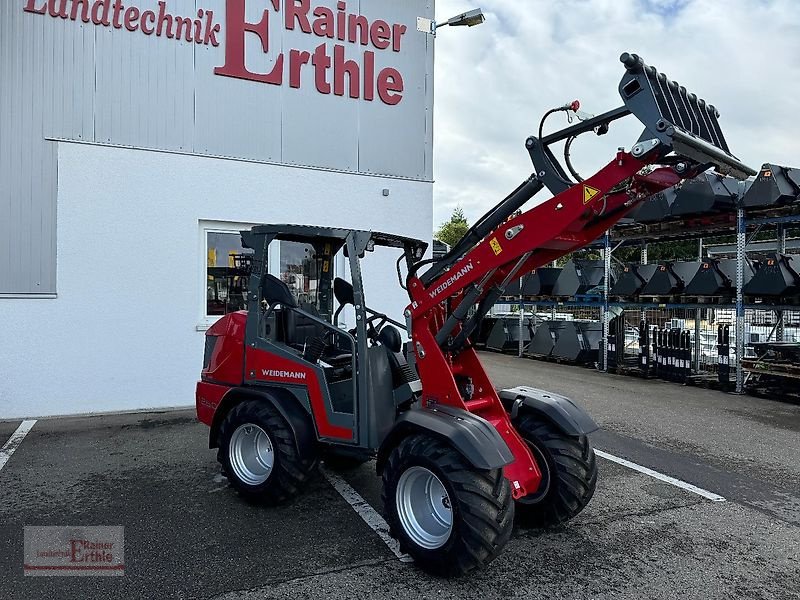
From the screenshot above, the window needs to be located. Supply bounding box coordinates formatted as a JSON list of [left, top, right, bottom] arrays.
[[206, 231, 256, 317], [279, 240, 334, 322]]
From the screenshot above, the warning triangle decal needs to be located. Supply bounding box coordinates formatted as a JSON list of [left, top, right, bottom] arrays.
[[583, 185, 601, 204]]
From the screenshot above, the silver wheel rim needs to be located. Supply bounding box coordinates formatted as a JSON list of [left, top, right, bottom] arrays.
[[229, 423, 274, 486], [396, 466, 453, 549]]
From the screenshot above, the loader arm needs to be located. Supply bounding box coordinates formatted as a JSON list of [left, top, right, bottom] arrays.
[[404, 53, 755, 499]]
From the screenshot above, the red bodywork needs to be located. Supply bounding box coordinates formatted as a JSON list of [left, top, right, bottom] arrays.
[[406, 152, 681, 498], [196, 311, 248, 427]]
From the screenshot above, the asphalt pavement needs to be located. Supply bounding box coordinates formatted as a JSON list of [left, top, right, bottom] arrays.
[[1, 353, 798, 599]]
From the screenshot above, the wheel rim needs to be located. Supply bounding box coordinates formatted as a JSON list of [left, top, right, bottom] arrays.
[[395, 466, 453, 549], [518, 441, 551, 504], [229, 423, 274, 486]]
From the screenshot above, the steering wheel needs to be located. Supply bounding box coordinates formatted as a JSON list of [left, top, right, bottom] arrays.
[[365, 312, 389, 342]]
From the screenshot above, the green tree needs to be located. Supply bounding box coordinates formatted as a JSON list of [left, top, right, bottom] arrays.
[[435, 207, 469, 248]]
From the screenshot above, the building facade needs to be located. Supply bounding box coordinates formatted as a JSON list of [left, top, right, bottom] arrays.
[[1, 0, 435, 418]]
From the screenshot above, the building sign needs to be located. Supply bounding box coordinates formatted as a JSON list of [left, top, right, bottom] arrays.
[[23, 0, 407, 105]]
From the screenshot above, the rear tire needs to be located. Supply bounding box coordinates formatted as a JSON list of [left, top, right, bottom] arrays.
[[382, 435, 514, 577], [217, 400, 317, 505], [513, 413, 597, 527]]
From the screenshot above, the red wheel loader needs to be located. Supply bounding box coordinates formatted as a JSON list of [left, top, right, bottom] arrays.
[[196, 53, 754, 576]]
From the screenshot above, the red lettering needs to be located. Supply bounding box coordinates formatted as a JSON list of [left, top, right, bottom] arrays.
[[174, 15, 193, 41], [370, 20, 390, 50], [70, 0, 90, 22], [91, 0, 111, 26], [336, 1, 345, 40], [311, 43, 331, 94], [203, 10, 220, 46], [140, 9, 155, 34], [23, 0, 47, 15], [377, 67, 403, 105], [285, 0, 311, 33], [123, 6, 138, 31], [193, 10, 203, 43], [48, 0, 68, 18], [111, 0, 124, 28], [156, 1, 172, 37], [347, 13, 368, 45], [312, 6, 333, 38], [289, 49, 311, 89], [392, 23, 407, 52], [363, 50, 374, 101], [333, 45, 358, 98], [214, 0, 283, 85]]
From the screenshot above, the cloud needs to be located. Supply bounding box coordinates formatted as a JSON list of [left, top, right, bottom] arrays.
[[432, 0, 800, 228]]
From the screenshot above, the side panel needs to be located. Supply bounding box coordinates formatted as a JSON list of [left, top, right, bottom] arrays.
[[244, 344, 355, 442]]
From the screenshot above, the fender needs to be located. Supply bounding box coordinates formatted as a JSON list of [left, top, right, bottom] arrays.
[[209, 386, 316, 462], [499, 386, 598, 436], [375, 405, 514, 474]]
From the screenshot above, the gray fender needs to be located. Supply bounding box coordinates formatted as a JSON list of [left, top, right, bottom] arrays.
[[209, 387, 317, 462], [375, 405, 514, 474], [499, 386, 598, 436]]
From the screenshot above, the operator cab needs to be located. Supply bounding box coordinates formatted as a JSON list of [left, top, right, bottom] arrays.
[[243, 225, 427, 394]]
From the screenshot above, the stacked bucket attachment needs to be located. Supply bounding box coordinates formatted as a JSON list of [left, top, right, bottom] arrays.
[[527, 321, 561, 357], [630, 187, 678, 223], [552, 260, 611, 297], [744, 254, 800, 298], [641, 261, 701, 296], [740, 164, 800, 209], [685, 258, 755, 296], [670, 172, 740, 217], [486, 315, 532, 352], [522, 267, 562, 296], [611, 263, 659, 297]]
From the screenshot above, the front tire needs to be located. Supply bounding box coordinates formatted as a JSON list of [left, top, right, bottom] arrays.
[[382, 435, 514, 577], [513, 413, 597, 527], [217, 400, 316, 505]]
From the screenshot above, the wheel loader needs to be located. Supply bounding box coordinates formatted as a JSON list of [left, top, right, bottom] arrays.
[[196, 53, 754, 576]]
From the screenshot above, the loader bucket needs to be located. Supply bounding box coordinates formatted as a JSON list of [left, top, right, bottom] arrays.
[[671, 172, 739, 217], [522, 267, 562, 296], [619, 53, 755, 180], [631, 186, 678, 223], [744, 254, 800, 297], [611, 263, 658, 297], [740, 164, 800, 209], [685, 258, 755, 296]]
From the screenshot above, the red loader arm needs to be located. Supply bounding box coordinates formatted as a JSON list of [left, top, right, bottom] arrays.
[[405, 53, 755, 498]]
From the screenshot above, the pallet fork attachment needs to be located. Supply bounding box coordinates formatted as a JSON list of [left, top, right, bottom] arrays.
[[405, 53, 755, 499]]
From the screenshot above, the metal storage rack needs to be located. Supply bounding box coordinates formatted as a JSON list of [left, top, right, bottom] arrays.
[[495, 204, 800, 395]]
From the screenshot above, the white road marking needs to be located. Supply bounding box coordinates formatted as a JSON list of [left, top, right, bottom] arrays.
[[595, 449, 726, 502], [0, 420, 37, 472], [320, 466, 413, 562]]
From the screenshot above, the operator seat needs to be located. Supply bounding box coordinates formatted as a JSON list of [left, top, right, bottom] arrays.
[[377, 325, 420, 387], [262, 275, 353, 373]]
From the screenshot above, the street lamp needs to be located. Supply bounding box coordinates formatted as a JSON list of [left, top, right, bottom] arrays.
[[417, 8, 486, 36]]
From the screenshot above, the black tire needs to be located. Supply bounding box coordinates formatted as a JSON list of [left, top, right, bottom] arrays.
[[217, 400, 317, 505], [382, 435, 514, 577], [513, 413, 597, 527]]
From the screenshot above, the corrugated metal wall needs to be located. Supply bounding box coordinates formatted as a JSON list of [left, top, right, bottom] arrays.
[[0, 0, 434, 294]]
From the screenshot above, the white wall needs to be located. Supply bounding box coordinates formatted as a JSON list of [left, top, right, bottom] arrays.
[[0, 142, 432, 419]]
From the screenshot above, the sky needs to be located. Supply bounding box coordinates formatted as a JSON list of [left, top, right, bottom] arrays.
[[431, 0, 800, 229]]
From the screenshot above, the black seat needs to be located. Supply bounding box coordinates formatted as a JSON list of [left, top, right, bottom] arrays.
[[377, 325, 419, 387]]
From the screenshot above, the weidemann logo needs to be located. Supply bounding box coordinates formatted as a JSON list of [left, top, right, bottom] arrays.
[[262, 369, 307, 380], [23, 0, 409, 105], [428, 262, 474, 300]]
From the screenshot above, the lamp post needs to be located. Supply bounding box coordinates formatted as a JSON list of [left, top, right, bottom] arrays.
[[417, 8, 486, 37]]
